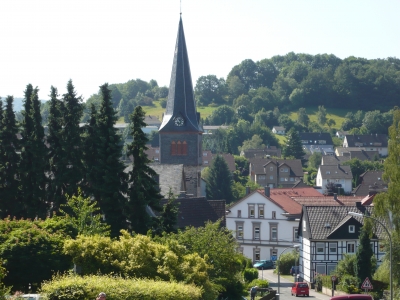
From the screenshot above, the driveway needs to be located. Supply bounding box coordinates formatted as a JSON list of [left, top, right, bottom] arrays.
[[258, 269, 332, 300]]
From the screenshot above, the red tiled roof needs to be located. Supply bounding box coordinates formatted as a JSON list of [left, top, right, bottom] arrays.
[[293, 196, 365, 206]]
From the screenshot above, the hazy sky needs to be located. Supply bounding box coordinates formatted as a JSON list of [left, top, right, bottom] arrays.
[[1, 0, 399, 100]]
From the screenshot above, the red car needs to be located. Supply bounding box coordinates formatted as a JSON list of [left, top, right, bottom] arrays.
[[291, 282, 309, 297], [330, 295, 373, 300]]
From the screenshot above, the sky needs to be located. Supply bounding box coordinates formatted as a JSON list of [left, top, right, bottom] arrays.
[[1, 0, 399, 101]]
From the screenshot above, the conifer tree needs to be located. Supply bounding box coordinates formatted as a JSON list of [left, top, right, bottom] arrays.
[[355, 226, 373, 286], [84, 83, 128, 237], [126, 106, 162, 234], [153, 188, 179, 235], [59, 80, 84, 203], [0, 96, 20, 217], [19, 86, 48, 218], [206, 155, 235, 204], [282, 128, 305, 159], [46, 86, 65, 206]]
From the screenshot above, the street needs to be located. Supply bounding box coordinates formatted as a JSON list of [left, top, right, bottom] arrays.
[[257, 269, 332, 300]]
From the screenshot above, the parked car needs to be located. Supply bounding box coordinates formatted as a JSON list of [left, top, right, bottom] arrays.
[[253, 260, 274, 269], [291, 282, 309, 297], [330, 295, 373, 300]]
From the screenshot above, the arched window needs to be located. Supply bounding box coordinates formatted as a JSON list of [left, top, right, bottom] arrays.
[[171, 141, 177, 155], [182, 141, 188, 155], [177, 141, 182, 155]]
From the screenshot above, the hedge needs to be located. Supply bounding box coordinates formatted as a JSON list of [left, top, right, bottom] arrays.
[[40, 274, 203, 300]]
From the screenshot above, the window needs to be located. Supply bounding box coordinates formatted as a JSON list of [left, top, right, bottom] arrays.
[[254, 227, 260, 240], [270, 175, 273, 180], [326, 171, 330, 174], [204, 160, 208, 164], [258, 206, 264, 218], [294, 228, 299, 242], [236, 222, 244, 239], [249, 205, 255, 218], [347, 242, 355, 253], [272, 211, 276, 219], [254, 249, 260, 261], [349, 225, 355, 233], [329, 243, 337, 253], [237, 210, 241, 218], [280, 177, 284, 181], [290, 177, 294, 181], [316, 243, 324, 254], [171, 141, 187, 155], [270, 224, 278, 241], [303, 220, 306, 231], [258, 175, 266, 180], [270, 167, 273, 171], [281, 167, 288, 172], [203, 152, 208, 156], [155, 149, 159, 153]]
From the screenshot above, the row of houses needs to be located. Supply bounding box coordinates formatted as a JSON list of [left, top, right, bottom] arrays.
[[225, 186, 386, 285]]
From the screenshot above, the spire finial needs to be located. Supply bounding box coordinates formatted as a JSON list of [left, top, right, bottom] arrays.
[[180, 0, 182, 15]]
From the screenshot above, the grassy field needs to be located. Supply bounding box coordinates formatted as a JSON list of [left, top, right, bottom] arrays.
[[119, 102, 351, 133]]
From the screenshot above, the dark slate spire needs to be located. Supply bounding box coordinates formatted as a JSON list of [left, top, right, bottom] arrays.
[[159, 16, 201, 132]]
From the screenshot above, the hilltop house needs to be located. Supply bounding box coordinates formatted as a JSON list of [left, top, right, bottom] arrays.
[[299, 132, 334, 155], [249, 158, 303, 188]]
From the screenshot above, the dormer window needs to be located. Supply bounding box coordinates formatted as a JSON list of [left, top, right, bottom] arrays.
[[349, 225, 355, 233], [326, 171, 330, 174]]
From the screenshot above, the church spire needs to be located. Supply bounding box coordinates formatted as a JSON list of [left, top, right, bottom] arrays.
[[159, 16, 201, 132]]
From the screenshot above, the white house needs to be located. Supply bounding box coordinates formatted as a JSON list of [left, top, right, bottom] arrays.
[[343, 134, 388, 157], [316, 165, 353, 194], [272, 126, 285, 135], [226, 187, 321, 263], [298, 205, 384, 285]]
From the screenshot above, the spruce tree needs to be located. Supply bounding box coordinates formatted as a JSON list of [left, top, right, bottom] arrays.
[[206, 155, 235, 204], [283, 128, 305, 159], [19, 86, 48, 218], [0, 96, 20, 217], [60, 80, 84, 202], [85, 83, 128, 237], [355, 226, 373, 286], [153, 188, 179, 235], [126, 106, 162, 234], [46, 86, 65, 206]]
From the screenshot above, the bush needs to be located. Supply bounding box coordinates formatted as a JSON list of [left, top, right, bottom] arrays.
[[337, 275, 361, 294], [243, 268, 258, 283], [41, 274, 203, 300], [246, 278, 269, 290]]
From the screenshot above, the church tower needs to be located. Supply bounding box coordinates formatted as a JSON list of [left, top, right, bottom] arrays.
[[159, 16, 203, 166]]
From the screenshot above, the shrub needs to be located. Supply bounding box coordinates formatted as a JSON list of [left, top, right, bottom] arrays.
[[243, 268, 258, 283], [337, 275, 361, 294], [246, 278, 269, 290], [40, 274, 203, 300]]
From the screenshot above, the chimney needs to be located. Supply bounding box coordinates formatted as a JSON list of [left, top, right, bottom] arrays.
[[264, 186, 270, 197], [333, 193, 337, 200], [246, 186, 250, 195]]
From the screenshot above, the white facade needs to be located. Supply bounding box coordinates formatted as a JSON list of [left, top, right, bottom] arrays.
[[316, 169, 353, 194], [226, 191, 300, 263]]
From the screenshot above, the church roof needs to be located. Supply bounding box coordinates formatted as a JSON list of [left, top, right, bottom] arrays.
[[159, 16, 201, 133]]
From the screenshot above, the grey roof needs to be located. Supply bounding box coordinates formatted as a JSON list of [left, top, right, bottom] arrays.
[[344, 134, 388, 147], [303, 205, 385, 240], [348, 150, 380, 161], [159, 17, 201, 133], [321, 155, 350, 165], [352, 170, 388, 196], [299, 132, 333, 145], [318, 165, 353, 179]]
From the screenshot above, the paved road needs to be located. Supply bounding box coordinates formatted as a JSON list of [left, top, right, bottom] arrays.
[[257, 269, 332, 300]]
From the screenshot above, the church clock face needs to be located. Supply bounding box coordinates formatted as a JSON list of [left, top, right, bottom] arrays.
[[174, 116, 184, 126]]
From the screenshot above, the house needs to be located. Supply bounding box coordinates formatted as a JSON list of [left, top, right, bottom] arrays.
[[203, 125, 230, 134], [336, 130, 350, 139], [241, 146, 282, 159], [249, 158, 303, 188], [272, 126, 285, 135], [335, 147, 380, 162], [352, 170, 387, 196], [158, 193, 226, 228], [298, 205, 385, 285], [343, 134, 388, 156], [299, 133, 334, 154], [226, 187, 321, 262], [316, 165, 353, 194]]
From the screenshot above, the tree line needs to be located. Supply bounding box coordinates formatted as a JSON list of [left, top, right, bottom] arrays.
[[0, 80, 166, 237]]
